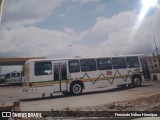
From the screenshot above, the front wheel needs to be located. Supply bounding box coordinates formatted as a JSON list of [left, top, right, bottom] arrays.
[[132, 76, 142, 87], [70, 83, 82, 95]]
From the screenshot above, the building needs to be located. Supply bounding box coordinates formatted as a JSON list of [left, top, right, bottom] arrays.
[[147, 54, 160, 73], [147, 54, 160, 80]]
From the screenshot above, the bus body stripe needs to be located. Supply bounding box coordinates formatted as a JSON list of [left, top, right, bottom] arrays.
[[24, 69, 143, 88], [26, 75, 143, 87]]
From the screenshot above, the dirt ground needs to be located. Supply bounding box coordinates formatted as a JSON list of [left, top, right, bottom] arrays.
[[1, 81, 160, 119], [62, 93, 160, 111], [36, 93, 160, 119], [21, 93, 160, 119]]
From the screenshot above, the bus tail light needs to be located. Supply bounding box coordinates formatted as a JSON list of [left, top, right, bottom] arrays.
[[29, 82, 32, 87]]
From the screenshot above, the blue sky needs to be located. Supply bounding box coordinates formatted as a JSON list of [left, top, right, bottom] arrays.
[[36, 0, 141, 32], [0, 0, 160, 59]]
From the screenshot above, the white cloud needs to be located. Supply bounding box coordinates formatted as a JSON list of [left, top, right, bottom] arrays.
[[71, 0, 99, 3], [2, 0, 63, 28], [96, 4, 106, 12], [0, 26, 75, 58], [118, 0, 129, 4], [91, 11, 137, 35], [64, 27, 76, 35], [57, 13, 65, 17], [80, 0, 99, 3], [75, 10, 160, 56], [0, 2, 160, 58]]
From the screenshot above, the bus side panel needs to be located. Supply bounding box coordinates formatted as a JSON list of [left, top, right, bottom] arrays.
[[69, 69, 133, 89], [70, 71, 103, 89], [98, 69, 132, 87], [69, 67, 143, 90], [23, 62, 54, 94]]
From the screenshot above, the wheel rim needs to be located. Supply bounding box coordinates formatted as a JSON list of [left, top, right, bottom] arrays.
[[134, 77, 141, 86], [73, 84, 81, 94]]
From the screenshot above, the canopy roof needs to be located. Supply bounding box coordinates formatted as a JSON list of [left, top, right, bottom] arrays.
[[0, 57, 46, 66]]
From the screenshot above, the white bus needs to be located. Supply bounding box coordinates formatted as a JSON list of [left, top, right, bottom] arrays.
[[5, 71, 23, 85], [23, 55, 150, 97]]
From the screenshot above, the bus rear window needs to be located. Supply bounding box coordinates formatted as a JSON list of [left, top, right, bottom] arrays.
[[35, 62, 52, 75]]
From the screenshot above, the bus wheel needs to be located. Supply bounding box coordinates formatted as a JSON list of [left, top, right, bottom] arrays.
[[132, 76, 141, 87], [70, 83, 82, 95]]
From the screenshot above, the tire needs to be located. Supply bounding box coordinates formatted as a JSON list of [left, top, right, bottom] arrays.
[[70, 83, 82, 95], [132, 76, 142, 87]]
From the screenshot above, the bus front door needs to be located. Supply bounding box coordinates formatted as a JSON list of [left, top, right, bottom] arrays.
[[53, 63, 68, 92], [140, 58, 151, 80]]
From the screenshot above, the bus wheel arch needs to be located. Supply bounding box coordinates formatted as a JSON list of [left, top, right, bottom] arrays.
[[132, 74, 142, 87], [70, 80, 84, 95]]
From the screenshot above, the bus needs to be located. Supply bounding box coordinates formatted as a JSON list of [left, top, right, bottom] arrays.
[[0, 74, 5, 85], [23, 55, 151, 97], [5, 71, 23, 85]]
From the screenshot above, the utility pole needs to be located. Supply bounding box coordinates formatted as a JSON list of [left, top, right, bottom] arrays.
[[154, 37, 160, 71], [154, 37, 159, 56], [69, 45, 72, 58], [0, 63, 2, 79], [0, 0, 4, 24]]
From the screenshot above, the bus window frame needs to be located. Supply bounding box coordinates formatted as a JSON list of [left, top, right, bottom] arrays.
[[126, 56, 140, 68], [34, 61, 52, 76], [68, 60, 80, 73], [80, 59, 97, 72], [112, 57, 127, 69], [97, 58, 112, 70]]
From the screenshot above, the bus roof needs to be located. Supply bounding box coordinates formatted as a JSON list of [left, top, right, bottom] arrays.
[[25, 54, 147, 63]]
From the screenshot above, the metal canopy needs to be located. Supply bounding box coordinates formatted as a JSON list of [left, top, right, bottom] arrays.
[[0, 57, 46, 66]]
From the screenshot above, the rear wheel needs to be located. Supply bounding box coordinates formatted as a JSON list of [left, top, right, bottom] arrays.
[[132, 76, 142, 87], [70, 83, 82, 95]]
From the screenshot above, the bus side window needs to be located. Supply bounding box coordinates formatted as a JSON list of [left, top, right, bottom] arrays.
[[5, 73, 10, 79], [12, 72, 16, 77], [126, 57, 140, 68], [35, 62, 52, 76], [68, 60, 80, 73], [112, 57, 127, 69], [97, 58, 112, 70], [80, 59, 97, 72], [17, 73, 20, 77]]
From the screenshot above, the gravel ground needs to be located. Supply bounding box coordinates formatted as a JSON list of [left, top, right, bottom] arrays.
[[18, 93, 160, 119], [1, 82, 160, 120], [1, 94, 160, 120], [62, 93, 160, 111]]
